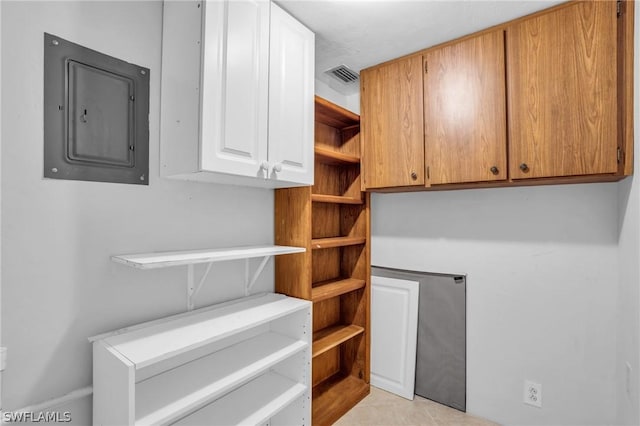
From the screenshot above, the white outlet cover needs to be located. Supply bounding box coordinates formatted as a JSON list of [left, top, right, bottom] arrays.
[[524, 380, 542, 408]]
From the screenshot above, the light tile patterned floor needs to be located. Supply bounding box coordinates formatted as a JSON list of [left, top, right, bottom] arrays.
[[333, 386, 500, 426]]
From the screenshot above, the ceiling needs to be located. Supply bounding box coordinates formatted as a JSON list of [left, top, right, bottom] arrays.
[[276, 0, 563, 94]]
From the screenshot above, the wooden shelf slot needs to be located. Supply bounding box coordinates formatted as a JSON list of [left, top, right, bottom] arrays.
[[315, 146, 360, 166], [314, 96, 360, 129], [311, 236, 366, 250], [312, 324, 364, 358], [311, 278, 366, 303], [311, 194, 363, 205], [312, 373, 369, 426]]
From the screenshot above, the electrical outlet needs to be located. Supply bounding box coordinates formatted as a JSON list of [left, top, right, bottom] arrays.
[[524, 380, 542, 408]]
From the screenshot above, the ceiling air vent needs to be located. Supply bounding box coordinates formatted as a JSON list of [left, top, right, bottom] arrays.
[[325, 64, 359, 84]]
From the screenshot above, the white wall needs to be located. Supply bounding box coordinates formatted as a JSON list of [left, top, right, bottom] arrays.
[[1, 1, 274, 422], [615, 3, 640, 424], [315, 78, 360, 114], [372, 183, 620, 425], [0, 0, 4, 411]]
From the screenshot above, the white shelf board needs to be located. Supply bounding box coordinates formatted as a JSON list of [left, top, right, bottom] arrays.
[[102, 293, 309, 369], [173, 372, 306, 426], [111, 245, 305, 269], [136, 332, 307, 425]]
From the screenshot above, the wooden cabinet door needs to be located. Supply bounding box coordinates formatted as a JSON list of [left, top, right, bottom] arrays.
[[268, 3, 315, 186], [361, 56, 425, 189], [424, 30, 507, 184], [200, 0, 270, 178], [507, 1, 618, 179]]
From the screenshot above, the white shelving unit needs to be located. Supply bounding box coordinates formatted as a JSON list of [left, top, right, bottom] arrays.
[[92, 293, 311, 426], [111, 245, 305, 310]]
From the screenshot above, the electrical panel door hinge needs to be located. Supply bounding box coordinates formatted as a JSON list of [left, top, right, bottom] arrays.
[[617, 0, 623, 17]]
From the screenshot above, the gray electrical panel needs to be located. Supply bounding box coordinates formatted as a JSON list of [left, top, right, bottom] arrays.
[[43, 33, 149, 185]]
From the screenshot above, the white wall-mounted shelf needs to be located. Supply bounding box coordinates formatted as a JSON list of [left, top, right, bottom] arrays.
[[111, 245, 305, 269], [92, 293, 311, 426], [112, 245, 306, 310]]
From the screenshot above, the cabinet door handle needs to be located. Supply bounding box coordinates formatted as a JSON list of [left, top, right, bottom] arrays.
[[411, 171, 418, 180], [272, 163, 283, 173], [519, 163, 529, 172], [490, 166, 499, 175], [260, 161, 270, 171]]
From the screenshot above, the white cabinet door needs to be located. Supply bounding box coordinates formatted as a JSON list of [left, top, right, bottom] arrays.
[[200, 0, 270, 178], [161, 0, 314, 188], [268, 3, 314, 185], [371, 275, 419, 400]]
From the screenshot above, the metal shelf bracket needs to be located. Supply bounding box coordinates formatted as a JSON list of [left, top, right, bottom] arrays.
[[186, 256, 273, 311]]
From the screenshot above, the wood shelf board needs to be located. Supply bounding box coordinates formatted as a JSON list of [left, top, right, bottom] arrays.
[[311, 278, 366, 303], [315, 96, 360, 129], [100, 294, 310, 369], [312, 374, 369, 426], [111, 245, 306, 269], [311, 236, 366, 250], [136, 332, 307, 425], [313, 324, 365, 358], [174, 372, 307, 425], [311, 194, 363, 205], [315, 146, 360, 165]]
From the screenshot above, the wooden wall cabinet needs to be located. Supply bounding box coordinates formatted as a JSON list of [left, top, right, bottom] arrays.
[[276, 97, 370, 425], [507, 1, 619, 180], [361, 0, 634, 191], [424, 29, 508, 184], [160, 0, 314, 188], [361, 56, 425, 189]]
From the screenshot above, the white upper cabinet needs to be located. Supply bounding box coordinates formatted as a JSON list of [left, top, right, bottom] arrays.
[[268, 2, 315, 185], [200, 0, 270, 179], [160, 0, 314, 188]]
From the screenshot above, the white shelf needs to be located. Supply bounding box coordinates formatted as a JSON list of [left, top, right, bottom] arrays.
[[93, 293, 311, 425], [101, 293, 309, 369], [111, 245, 305, 269], [136, 332, 307, 425], [173, 372, 307, 426]]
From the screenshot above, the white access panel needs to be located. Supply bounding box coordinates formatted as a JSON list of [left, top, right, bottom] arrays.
[[371, 275, 419, 400], [267, 2, 314, 185]]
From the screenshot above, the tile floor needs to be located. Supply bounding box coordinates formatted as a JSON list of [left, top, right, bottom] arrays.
[[334, 386, 500, 426]]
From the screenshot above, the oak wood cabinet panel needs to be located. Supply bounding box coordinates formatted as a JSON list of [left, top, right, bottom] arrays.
[[506, 1, 618, 179], [424, 29, 507, 184], [360, 0, 633, 192], [361, 56, 425, 189]]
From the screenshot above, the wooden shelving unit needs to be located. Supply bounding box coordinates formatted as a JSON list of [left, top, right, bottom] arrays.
[[275, 96, 370, 425]]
